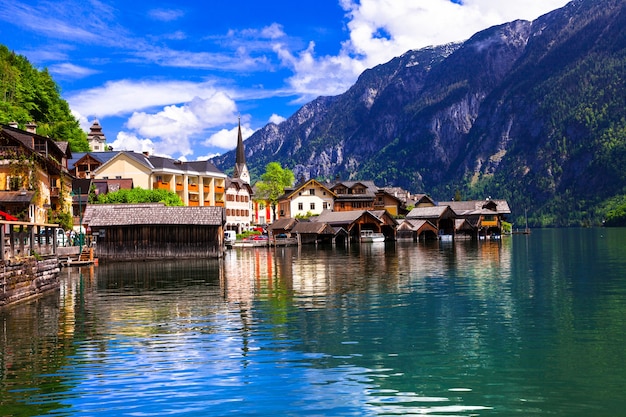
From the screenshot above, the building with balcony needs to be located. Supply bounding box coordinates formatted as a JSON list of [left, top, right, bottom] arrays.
[[0, 122, 73, 223], [73, 151, 227, 208]]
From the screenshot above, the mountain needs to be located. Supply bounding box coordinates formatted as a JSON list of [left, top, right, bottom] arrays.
[[212, 0, 626, 227]]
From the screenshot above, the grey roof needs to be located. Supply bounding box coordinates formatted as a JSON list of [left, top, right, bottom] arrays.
[[68, 151, 120, 170], [83, 204, 225, 227], [292, 221, 336, 235], [269, 217, 299, 231], [0, 190, 35, 203], [70, 151, 225, 176], [439, 200, 511, 214], [406, 205, 455, 219]]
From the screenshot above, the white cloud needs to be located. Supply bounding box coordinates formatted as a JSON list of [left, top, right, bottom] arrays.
[[148, 8, 185, 22], [48, 62, 99, 78], [269, 114, 286, 125], [203, 123, 256, 151], [120, 92, 239, 157], [281, 0, 570, 100], [67, 79, 228, 118], [108, 131, 157, 154]]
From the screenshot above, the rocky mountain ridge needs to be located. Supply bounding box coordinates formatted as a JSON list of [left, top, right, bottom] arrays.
[[213, 0, 626, 226]]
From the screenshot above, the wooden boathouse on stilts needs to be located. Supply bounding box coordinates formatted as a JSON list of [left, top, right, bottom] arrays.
[[82, 203, 226, 261]]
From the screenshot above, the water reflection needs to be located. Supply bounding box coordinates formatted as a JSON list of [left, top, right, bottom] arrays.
[[2, 231, 626, 416]]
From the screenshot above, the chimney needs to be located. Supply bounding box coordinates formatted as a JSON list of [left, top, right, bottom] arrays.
[[8, 121, 18, 129], [25, 121, 37, 134], [143, 151, 150, 157]]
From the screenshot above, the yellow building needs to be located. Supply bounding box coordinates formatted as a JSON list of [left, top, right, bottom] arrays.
[[0, 123, 73, 223], [91, 151, 227, 207]]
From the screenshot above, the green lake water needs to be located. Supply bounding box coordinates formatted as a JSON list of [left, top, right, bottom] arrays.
[[1, 228, 625, 416]]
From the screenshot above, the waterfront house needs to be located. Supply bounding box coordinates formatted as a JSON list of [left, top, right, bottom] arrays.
[[277, 179, 335, 218], [405, 206, 457, 238], [0, 122, 73, 223], [396, 219, 438, 241], [312, 209, 397, 242], [82, 203, 225, 260], [291, 221, 340, 245], [440, 199, 511, 237], [268, 217, 299, 237]]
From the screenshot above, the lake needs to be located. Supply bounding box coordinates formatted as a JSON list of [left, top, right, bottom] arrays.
[[1, 228, 626, 416]]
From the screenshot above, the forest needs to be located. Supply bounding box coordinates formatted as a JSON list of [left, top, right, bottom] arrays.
[[0, 45, 89, 152]]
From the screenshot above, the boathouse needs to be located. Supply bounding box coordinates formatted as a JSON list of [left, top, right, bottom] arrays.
[[82, 203, 226, 261]]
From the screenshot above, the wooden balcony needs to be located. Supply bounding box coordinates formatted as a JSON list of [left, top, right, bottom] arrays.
[[188, 200, 199, 207], [214, 201, 225, 207], [50, 187, 60, 198], [175, 183, 183, 192], [215, 185, 225, 193], [154, 181, 170, 190], [203, 185, 210, 193], [188, 183, 199, 192]]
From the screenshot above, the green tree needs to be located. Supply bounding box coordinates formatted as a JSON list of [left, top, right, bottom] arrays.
[[95, 188, 183, 206], [255, 162, 295, 222], [0, 45, 89, 152]]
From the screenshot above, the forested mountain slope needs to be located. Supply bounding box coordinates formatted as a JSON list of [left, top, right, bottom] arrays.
[[0, 46, 89, 152]]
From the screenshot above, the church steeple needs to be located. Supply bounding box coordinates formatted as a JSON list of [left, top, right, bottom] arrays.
[[233, 117, 250, 184]]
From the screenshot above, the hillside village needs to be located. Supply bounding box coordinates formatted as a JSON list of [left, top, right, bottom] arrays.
[[0, 119, 511, 257]]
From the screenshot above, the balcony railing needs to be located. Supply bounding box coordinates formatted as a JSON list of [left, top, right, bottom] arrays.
[[215, 185, 225, 193], [175, 183, 184, 191], [188, 183, 199, 192], [154, 181, 170, 190]]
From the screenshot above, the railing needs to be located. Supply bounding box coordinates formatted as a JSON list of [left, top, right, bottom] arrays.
[[215, 185, 224, 193], [214, 201, 225, 207], [188, 184, 199, 192], [50, 187, 60, 198], [175, 183, 183, 191], [188, 200, 200, 207], [203, 185, 210, 193]]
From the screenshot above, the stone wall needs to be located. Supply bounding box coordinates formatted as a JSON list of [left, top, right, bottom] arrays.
[[0, 258, 60, 308]]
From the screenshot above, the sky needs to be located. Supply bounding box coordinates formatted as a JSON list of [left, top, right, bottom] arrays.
[[0, 0, 570, 161]]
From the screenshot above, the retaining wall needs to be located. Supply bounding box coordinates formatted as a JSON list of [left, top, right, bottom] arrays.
[[0, 258, 60, 308]]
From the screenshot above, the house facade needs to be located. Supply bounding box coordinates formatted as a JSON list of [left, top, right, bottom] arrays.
[[0, 123, 73, 223], [278, 179, 335, 218], [225, 178, 253, 233], [87, 151, 227, 207]]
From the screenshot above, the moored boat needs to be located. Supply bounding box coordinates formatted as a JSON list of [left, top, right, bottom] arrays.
[[360, 230, 385, 242]]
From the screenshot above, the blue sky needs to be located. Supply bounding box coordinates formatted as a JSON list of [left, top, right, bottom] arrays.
[[0, 0, 569, 161]]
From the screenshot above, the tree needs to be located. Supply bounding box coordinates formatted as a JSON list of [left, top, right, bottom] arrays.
[[255, 162, 295, 222], [95, 188, 183, 206]]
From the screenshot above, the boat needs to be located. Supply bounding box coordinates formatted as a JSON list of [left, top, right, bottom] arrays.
[[360, 230, 385, 242]]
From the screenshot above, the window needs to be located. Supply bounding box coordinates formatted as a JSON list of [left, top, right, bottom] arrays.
[[323, 202, 328, 210], [310, 202, 315, 210], [309, 189, 315, 195], [298, 202, 303, 210]]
